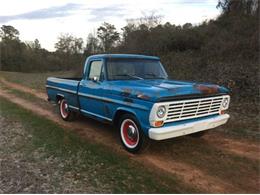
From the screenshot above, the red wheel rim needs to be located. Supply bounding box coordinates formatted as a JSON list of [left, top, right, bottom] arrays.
[[60, 99, 69, 118], [121, 119, 139, 148]]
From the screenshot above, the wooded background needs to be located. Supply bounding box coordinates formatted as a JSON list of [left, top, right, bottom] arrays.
[[0, 0, 259, 103]]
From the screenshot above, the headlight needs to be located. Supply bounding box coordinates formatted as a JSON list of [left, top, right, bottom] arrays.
[[157, 106, 166, 118], [221, 97, 230, 109]]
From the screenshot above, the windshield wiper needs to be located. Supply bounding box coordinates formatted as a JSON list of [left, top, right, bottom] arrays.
[[145, 73, 166, 79], [115, 74, 143, 80]]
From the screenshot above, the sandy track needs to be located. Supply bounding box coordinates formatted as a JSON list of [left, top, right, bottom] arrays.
[[204, 133, 260, 161], [141, 155, 241, 193], [1, 78, 259, 161], [0, 78, 46, 100], [0, 79, 259, 193]]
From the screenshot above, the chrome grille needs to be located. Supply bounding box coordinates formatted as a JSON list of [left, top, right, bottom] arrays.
[[165, 96, 224, 123]]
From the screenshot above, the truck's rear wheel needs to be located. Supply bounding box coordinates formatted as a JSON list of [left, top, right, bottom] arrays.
[[59, 99, 75, 121], [118, 114, 148, 153]]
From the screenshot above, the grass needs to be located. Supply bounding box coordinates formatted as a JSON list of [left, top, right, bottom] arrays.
[[0, 82, 54, 115], [0, 71, 75, 91], [0, 82, 51, 110], [0, 96, 197, 193]]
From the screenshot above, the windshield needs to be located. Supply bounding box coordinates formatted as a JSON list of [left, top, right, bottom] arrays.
[[106, 58, 168, 80]]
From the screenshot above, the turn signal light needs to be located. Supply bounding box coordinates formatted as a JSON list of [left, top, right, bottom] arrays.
[[220, 110, 225, 115], [154, 121, 164, 127]]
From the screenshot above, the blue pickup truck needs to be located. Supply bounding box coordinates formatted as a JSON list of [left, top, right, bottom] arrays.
[[46, 54, 230, 153]]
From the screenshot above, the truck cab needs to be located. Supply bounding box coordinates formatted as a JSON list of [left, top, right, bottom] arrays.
[[46, 54, 230, 153]]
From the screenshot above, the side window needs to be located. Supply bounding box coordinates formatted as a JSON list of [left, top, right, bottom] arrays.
[[88, 61, 103, 81], [100, 65, 105, 81]]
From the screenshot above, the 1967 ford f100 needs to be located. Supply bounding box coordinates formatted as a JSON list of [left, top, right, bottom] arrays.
[[46, 54, 230, 153]]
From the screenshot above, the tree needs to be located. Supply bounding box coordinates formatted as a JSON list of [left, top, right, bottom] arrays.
[[0, 25, 24, 71], [0, 25, 20, 40], [183, 23, 192, 29], [26, 39, 41, 50], [126, 11, 162, 29], [33, 39, 41, 50], [72, 37, 84, 54], [97, 22, 119, 52], [139, 11, 162, 28], [85, 33, 100, 55], [217, 0, 259, 15], [55, 34, 84, 54]]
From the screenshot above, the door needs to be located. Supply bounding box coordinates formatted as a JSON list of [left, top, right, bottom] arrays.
[[78, 60, 108, 120]]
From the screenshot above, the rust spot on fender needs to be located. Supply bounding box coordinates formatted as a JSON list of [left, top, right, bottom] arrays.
[[137, 93, 151, 100], [121, 88, 132, 96], [195, 84, 219, 94]]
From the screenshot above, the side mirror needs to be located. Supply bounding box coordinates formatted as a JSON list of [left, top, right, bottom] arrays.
[[92, 76, 98, 82]]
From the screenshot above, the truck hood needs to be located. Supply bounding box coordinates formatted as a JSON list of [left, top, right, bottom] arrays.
[[106, 79, 229, 102]]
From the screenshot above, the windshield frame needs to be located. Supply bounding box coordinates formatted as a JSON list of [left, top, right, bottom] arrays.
[[105, 58, 168, 81]]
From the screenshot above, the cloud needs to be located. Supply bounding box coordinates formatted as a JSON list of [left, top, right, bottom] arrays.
[[0, 3, 83, 23], [0, 3, 128, 23], [177, 0, 211, 3], [87, 5, 127, 22], [163, 0, 217, 6]]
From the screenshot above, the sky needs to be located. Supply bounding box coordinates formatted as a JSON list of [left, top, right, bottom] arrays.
[[0, 0, 221, 51]]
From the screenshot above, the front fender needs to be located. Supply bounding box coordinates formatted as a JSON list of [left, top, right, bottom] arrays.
[[113, 106, 152, 136]]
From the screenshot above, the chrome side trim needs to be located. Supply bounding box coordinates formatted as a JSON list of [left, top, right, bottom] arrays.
[[78, 92, 105, 101], [69, 105, 79, 110], [78, 92, 148, 111], [46, 85, 77, 94], [57, 93, 64, 97], [80, 109, 112, 121]]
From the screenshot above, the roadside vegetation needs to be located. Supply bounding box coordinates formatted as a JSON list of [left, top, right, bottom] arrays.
[[0, 97, 197, 193], [0, 71, 75, 91]]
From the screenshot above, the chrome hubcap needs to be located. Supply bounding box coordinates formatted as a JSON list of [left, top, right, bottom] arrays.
[[127, 125, 137, 139], [60, 99, 69, 118], [64, 103, 68, 112], [121, 119, 139, 148]]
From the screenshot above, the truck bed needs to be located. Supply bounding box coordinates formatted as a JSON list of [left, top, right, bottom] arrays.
[[46, 77, 81, 108]]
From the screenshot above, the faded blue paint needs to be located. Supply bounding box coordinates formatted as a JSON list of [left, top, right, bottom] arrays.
[[105, 79, 229, 102], [46, 54, 229, 137]]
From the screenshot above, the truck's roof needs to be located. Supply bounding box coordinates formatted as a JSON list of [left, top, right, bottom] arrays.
[[88, 54, 160, 60]]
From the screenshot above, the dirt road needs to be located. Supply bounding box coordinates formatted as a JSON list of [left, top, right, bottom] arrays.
[[0, 79, 259, 193]]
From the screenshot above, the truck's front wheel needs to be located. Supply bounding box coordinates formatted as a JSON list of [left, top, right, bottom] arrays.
[[59, 99, 75, 121], [118, 114, 148, 153]]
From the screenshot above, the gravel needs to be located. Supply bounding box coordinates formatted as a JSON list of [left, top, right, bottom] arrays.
[[0, 116, 109, 193]]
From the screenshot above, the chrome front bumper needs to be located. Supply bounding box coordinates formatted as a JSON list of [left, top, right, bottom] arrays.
[[148, 114, 230, 140]]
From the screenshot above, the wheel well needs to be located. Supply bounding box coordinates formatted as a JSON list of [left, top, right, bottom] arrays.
[[56, 95, 64, 103], [113, 110, 135, 126]]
